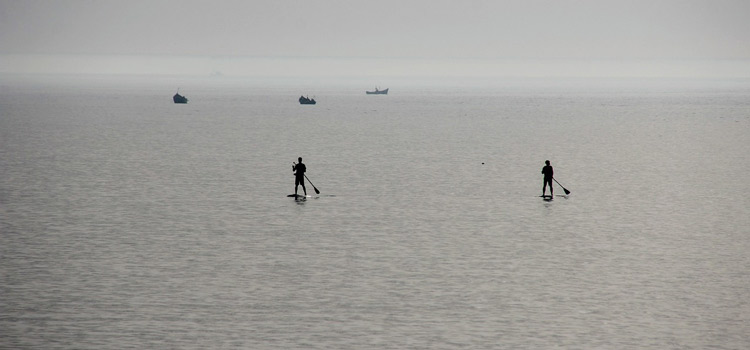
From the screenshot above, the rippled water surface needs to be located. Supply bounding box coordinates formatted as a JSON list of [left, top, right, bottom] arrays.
[[1, 76, 749, 349]]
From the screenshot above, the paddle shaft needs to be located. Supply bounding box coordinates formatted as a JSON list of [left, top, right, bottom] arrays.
[[304, 175, 320, 194], [552, 178, 571, 195]]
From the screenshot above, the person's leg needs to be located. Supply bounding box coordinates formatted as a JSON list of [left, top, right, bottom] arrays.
[[549, 179, 553, 196], [543, 179, 553, 196]]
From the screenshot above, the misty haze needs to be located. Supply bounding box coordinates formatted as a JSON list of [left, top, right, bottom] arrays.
[[2, 0, 750, 79]]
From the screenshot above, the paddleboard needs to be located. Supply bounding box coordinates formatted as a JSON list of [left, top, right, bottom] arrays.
[[287, 194, 310, 198]]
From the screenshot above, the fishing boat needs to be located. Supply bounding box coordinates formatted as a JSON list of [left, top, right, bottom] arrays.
[[366, 87, 388, 95], [173, 91, 188, 104], [299, 95, 316, 105]]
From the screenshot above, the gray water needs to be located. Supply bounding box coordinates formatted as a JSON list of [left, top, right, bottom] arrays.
[[1, 75, 749, 349]]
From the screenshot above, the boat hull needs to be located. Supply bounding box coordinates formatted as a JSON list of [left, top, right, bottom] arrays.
[[299, 96, 316, 104], [173, 94, 188, 103], [366, 88, 388, 95]]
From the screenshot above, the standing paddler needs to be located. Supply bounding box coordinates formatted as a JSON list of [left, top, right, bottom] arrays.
[[293, 157, 307, 197], [541, 160, 554, 197]]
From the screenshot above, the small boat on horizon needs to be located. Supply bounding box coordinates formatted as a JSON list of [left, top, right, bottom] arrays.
[[173, 91, 188, 104], [299, 95, 316, 105], [366, 87, 388, 95]]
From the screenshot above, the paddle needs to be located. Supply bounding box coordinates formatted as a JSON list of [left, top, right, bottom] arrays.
[[304, 175, 321, 194], [553, 178, 571, 195]]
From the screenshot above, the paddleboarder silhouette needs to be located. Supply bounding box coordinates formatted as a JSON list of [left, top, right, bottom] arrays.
[[541, 160, 554, 197], [293, 157, 307, 196]]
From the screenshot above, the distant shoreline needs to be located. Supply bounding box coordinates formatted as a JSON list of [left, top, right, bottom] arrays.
[[3, 54, 750, 80]]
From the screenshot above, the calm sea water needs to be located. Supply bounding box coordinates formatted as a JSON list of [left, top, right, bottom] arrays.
[[1, 75, 749, 349]]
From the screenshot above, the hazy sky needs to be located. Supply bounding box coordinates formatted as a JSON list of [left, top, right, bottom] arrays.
[[2, 0, 750, 77]]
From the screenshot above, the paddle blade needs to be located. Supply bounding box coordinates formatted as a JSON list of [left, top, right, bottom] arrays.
[[314, 187, 320, 194]]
